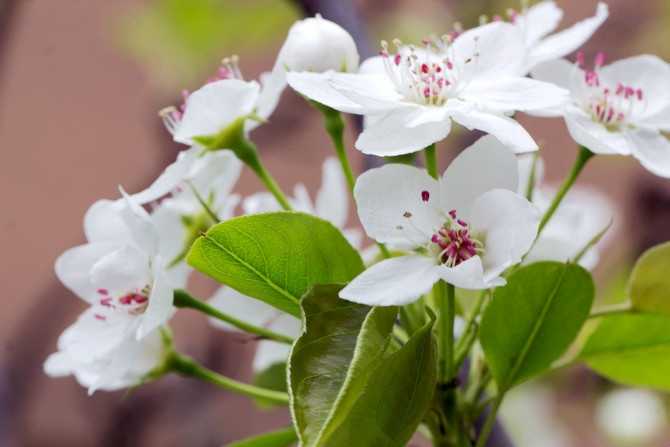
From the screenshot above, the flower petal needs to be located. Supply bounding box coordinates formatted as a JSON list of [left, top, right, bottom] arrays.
[[564, 109, 632, 155], [437, 256, 504, 290], [286, 71, 363, 114], [208, 286, 283, 332], [315, 157, 349, 229], [253, 341, 292, 372], [599, 55, 670, 123], [440, 135, 520, 220], [629, 129, 670, 178], [256, 69, 286, 121], [120, 188, 159, 256], [522, 1, 564, 45], [356, 107, 452, 156], [339, 255, 440, 306], [136, 259, 175, 339], [470, 189, 540, 279], [354, 164, 441, 248], [130, 148, 200, 205], [90, 245, 151, 294], [460, 77, 568, 113], [527, 2, 608, 71], [55, 242, 120, 303], [84, 199, 129, 243], [449, 104, 537, 152], [173, 79, 260, 145], [328, 73, 404, 114]]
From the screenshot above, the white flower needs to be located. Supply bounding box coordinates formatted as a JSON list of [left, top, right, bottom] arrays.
[[339, 136, 540, 306], [45, 194, 180, 393], [532, 54, 670, 178], [518, 155, 615, 270], [160, 57, 284, 147], [208, 287, 300, 372], [510, 1, 608, 74], [243, 157, 362, 247], [596, 388, 666, 445], [287, 22, 568, 156], [274, 15, 359, 74]]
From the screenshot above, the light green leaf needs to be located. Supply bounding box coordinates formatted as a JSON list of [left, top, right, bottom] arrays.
[[579, 313, 670, 391], [187, 212, 364, 317], [480, 262, 594, 391], [289, 284, 437, 447], [630, 241, 670, 315], [227, 426, 297, 447], [252, 362, 287, 410], [289, 284, 398, 446]]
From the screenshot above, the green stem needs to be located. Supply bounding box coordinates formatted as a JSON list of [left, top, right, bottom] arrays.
[[234, 138, 292, 211], [185, 180, 220, 222], [588, 301, 634, 319], [436, 281, 455, 382], [168, 351, 289, 405], [317, 105, 356, 191], [173, 289, 293, 344], [474, 394, 503, 447], [425, 144, 438, 179], [537, 146, 594, 235], [525, 151, 540, 201], [454, 290, 488, 371]]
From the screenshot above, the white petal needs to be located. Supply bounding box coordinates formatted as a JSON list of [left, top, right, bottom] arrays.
[[90, 245, 150, 293], [120, 188, 159, 256], [55, 242, 120, 303], [440, 135, 519, 220], [130, 147, 199, 205], [437, 256, 504, 290], [187, 150, 242, 199], [517, 153, 545, 197], [564, 110, 633, 155], [599, 55, 670, 123], [208, 286, 282, 332], [629, 129, 670, 178], [173, 79, 260, 145], [343, 228, 363, 250], [461, 77, 568, 113], [242, 192, 281, 214], [84, 199, 129, 243], [530, 58, 575, 91], [470, 189, 540, 278], [354, 164, 441, 248], [286, 71, 363, 113], [452, 22, 526, 80], [256, 70, 286, 121], [136, 260, 175, 339], [358, 55, 386, 75], [449, 105, 537, 152], [315, 157, 349, 229], [643, 104, 670, 131], [356, 107, 452, 156], [522, 1, 564, 45], [253, 341, 291, 372], [328, 73, 404, 114], [339, 255, 440, 306], [527, 2, 608, 71]]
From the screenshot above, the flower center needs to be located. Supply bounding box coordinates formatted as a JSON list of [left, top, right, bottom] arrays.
[[430, 209, 484, 267], [379, 36, 464, 106], [160, 56, 244, 134], [575, 52, 646, 130], [94, 287, 150, 321]]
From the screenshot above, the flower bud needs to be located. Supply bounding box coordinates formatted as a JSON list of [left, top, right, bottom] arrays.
[[276, 15, 359, 73]]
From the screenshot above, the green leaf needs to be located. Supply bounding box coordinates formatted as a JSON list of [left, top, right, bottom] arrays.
[[187, 212, 364, 317], [480, 262, 594, 390], [289, 284, 398, 446], [579, 313, 670, 390], [630, 241, 670, 315], [289, 284, 437, 447], [227, 426, 297, 447], [252, 362, 288, 409]]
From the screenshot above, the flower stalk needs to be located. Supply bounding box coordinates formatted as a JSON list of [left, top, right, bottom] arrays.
[[313, 103, 356, 191], [425, 144, 438, 179]]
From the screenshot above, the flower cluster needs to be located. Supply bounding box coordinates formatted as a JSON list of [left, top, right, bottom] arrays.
[[43, 3, 670, 446]]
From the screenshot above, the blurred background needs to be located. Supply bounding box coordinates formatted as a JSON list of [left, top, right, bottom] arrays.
[[1, 0, 670, 445]]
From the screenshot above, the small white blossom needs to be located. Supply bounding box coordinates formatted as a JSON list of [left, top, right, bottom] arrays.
[[596, 388, 666, 445], [339, 136, 540, 306]]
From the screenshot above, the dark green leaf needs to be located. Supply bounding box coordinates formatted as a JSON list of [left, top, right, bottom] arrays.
[[187, 212, 364, 317], [226, 426, 297, 447], [579, 313, 670, 390], [630, 241, 670, 316], [480, 262, 594, 390], [252, 362, 287, 409], [289, 284, 398, 446]]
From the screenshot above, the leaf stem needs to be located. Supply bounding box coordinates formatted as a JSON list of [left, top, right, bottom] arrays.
[[173, 289, 294, 344], [425, 144, 439, 179], [167, 351, 289, 405], [474, 394, 504, 447], [454, 290, 488, 371], [436, 281, 455, 381], [588, 301, 634, 319], [185, 180, 220, 222], [537, 146, 594, 235]]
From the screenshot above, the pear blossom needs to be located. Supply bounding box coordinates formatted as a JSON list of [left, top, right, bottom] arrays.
[[208, 287, 300, 372], [45, 194, 182, 392], [243, 157, 362, 247], [518, 154, 615, 270], [287, 22, 569, 156], [160, 57, 284, 148], [339, 136, 540, 306], [532, 54, 670, 178], [596, 389, 666, 445], [508, 1, 609, 74]]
